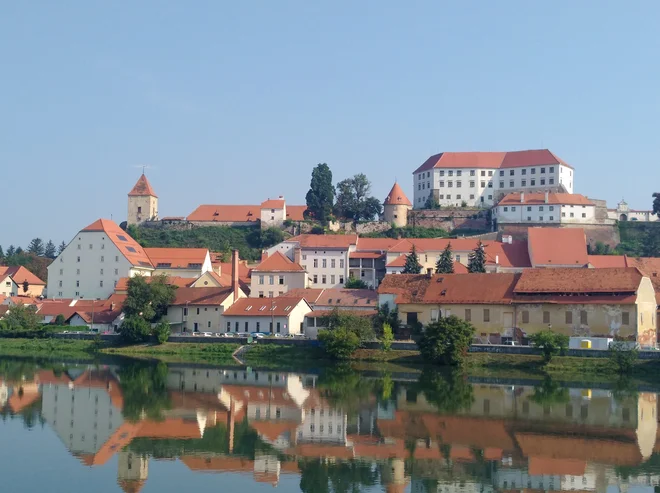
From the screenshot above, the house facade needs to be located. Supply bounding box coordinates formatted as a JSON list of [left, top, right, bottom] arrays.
[[495, 192, 596, 225], [145, 248, 213, 278], [47, 219, 154, 300], [164, 286, 237, 333], [0, 272, 17, 297], [221, 297, 311, 335], [187, 197, 307, 228], [413, 149, 574, 209], [249, 251, 307, 298]]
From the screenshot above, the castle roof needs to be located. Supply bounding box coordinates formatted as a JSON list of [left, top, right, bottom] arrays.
[[384, 182, 412, 207], [414, 149, 572, 174], [128, 174, 157, 198]]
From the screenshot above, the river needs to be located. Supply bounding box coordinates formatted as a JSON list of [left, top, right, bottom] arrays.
[[1, 357, 659, 492]]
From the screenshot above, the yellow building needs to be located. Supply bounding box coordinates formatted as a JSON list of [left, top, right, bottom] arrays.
[[378, 268, 656, 345]]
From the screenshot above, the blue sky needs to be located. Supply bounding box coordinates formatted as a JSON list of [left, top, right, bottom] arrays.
[[2, 1, 659, 247]]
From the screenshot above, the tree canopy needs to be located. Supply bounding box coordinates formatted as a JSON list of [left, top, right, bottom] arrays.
[[402, 246, 422, 274], [318, 309, 375, 359], [653, 193, 660, 218], [120, 274, 177, 343], [44, 240, 57, 259], [27, 238, 45, 256], [305, 163, 335, 223], [435, 243, 454, 273], [418, 315, 475, 366], [467, 241, 486, 273], [529, 330, 569, 363], [334, 174, 382, 223]]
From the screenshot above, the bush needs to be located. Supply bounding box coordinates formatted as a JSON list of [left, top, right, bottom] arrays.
[[119, 315, 152, 344], [418, 316, 475, 366], [381, 323, 394, 352], [154, 322, 171, 345], [529, 330, 569, 363], [344, 277, 369, 289], [318, 327, 360, 360], [310, 226, 325, 235], [54, 314, 67, 326], [608, 341, 638, 374]]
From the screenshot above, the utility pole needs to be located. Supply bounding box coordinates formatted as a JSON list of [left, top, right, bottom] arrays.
[[270, 297, 274, 334]]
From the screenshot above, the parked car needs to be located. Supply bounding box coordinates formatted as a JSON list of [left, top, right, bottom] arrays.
[[200, 332, 213, 337], [223, 333, 236, 338], [251, 332, 266, 339]]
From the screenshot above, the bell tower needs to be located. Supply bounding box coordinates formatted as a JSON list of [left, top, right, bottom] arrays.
[[127, 173, 158, 226]]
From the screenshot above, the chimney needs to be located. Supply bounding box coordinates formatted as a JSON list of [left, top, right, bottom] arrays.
[[261, 250, 269, 262], [110, 302, 116, 311], [544, 190, 549, 204], [231, 249, 240, 300], [520, 192, 525, 203], [278, 195, 284, 200], [495, 255, 499, 265], [294, 247, 302, 265]]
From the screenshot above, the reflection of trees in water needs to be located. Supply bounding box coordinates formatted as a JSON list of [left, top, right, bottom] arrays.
[[529, 376, 570, 406], [316, 365, 378, 412], [298, 458, 378, 493], [416, 369, 474, 414], [119, 362, 172, 421]]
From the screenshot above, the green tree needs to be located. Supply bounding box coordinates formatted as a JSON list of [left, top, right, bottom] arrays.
[[321, 309, 375, 342], [154, 321, 171, 344], [402, 246, 423, 274], [608, 341, 638, 374], [22, 280, 29, 294], [119, 362, 172, 421], [305, 163, 335, 223], [6, 245, 15, 257], [57, 241, 67, 255], [27, 238, 45, 256], [653, 192, 660, 219], [3, 303, 41, 331], [123, 275, 155, 320], [467, 241, 486, 273], [334, 174, 382, 223], [529, 330, 569, 363], [15, 247, 23, 255], [0, 245, 4, 263], [416, 368, 474, 413], [435, 243, 454, 273], [424, 195, 441, 210], [44, 240, 57, 259], [247, 227, 284, 249], [418, 316, 475, 366], [318, 327, 360, 359], [374, 304, 400, 336], [344, 276, 368, 289], [642, 229, 660, 257], [119, 315, 152, 343], [54, 314, 66, 326], [381, 322, 394, 352], [529, 377, 570, 406]]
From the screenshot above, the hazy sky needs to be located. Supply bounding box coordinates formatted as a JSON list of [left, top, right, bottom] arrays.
[[2, 1, 659, 247]]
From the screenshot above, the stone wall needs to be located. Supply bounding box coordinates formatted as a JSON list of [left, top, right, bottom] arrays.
[[408, 209, 490, 231]]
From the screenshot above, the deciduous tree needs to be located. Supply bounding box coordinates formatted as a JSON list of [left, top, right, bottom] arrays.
[[435, 243, 454, 274], [344, 277, 368, 289], [529, 330, 569, 363], [334, 174, 382, 223], [305, 163, 335, 223], [653, 193, 660, 218], [418, 316, 475, 366], [3, 303, 41, 331]]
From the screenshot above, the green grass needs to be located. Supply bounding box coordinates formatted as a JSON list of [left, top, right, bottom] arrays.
[[242, 344, 329, 369], [0, 338, 100, 359], [103, 342, 240, 364]]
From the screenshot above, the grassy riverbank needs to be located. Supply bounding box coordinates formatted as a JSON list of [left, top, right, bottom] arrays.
[[0, 338, 100, 360], [103, 342, 240, 364]]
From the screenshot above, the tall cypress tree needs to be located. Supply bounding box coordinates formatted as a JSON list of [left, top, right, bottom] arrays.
[[305, 163, 335, 223], [467, 241, 486, 273], [436, 243, 454, 274], [402, 246, 423, 274]]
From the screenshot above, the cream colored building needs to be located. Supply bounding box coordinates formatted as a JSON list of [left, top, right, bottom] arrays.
[[127, 173, 158, 226], [250, 251, 307, 298], [0, 273, 17, 297], [145, 247, 213, 278], [495, 191, 596, 225], [383, 182, 412, 228], [221, 296, 312, 335]]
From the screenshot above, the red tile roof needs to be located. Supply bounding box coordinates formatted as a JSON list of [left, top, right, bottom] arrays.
[[306, 309, 377, 318], [187, 205, 260, 223], [355, 238, 402, 251], [128, 173, 157, 197], [528, 227, 588, 266], [223, 296, 309, 316], [349, 252, 383, 259], [498, 192, 593, 206], [527, 457, 587, 476], [171, 286, 233, 306], [453, 261, 469, 273], [144, 248, 208, 269], [588, 255, 628, 268], [485, 241, 532, 268], [414, 149, 571, 173], [514, 267, 643, 294], [286, 234, 358, 249], [114, 275, 192, 292], [81, 219, 153, 268], [280, 288, 325, 304], [260, 199, 285, 209], [386, 254, 407, 268], [253, 251, 305, 272], [286, 205, 308, 221], [384, 182, 412, 206], [313, 288, 377, 307], [0, 266, 45, 285]]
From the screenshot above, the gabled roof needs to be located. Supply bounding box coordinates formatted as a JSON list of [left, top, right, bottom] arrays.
[[285, 234, 358, 249], [115, 275, 192, 292], [128, 173, 157, 197], [187, 205, 260, 223], [171, 287, 234, 306], [280, 288, 325, 304], [384, 182, 412, 206], [80, 219, 153, 268], [588, 255, 628, 268], [260, 199, 285, 209], [285, 205, 308, 221], [514, 267, 643, 294], [313, 288, 377, 307], [413, 149, 571, 174], [528, 227, 588, 267], [0, 266, 45, 286], [355, 238, 402, 251], [253, 251, 305, 272], [386, 254, 407, 268], [145, 248, 208, 269], [223, 296, 309, 316], [498, 192, 593, 206]]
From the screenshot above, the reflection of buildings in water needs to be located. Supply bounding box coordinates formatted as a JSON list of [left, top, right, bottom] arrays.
[[411, 479, 495, 493], [0, 382, 8, 407]]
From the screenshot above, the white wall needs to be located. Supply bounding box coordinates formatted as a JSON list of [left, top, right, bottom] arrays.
[[297, 405, 347, 444], [261, 206, 286, 227], [0, 276, 17, 297], [299, 249, 349, 289], [165, 293, 235, 333], [250, 271, 307, 298], [221, 302, 310, 335], [47, 231, 152, 300], [496, 202, 595, 225]]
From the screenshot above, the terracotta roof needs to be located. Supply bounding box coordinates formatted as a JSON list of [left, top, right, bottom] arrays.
[[498, 192, 593, 206], [187, 205, 260, 223], [81, 219, 153, 268], [67, 307, 123, 325], [128, 173, 157, 197], [314, 288, 377, 308], [260, 199, 285, 209], [285, 205, 308, 221], [286, 443, 354, 460], [414, 149, 571, 173], [117, 480, 146, 493], [0, 266, 45, 285], [453, 261, 469, 273], [386, 254, 407, 268], [528, 227, 588, 266], [280, 288, 325, 304], [250, 420, 300, 442], [384, 182, 412, 206], [588, 255, 628, 268], [485, 241, 532, 268], [172, 286, 233, 306], [285, 234, 358, 249], [145, 248, 208, 269], [115, 275, 192, 292], [349, 252, 383, 259], [223, 296, 309, 316], [378, 273, 519, 304], [627, 257, 660, 303], [355, 238, 402, 251], [253, 251, 305, 272], [527, 457, 586, 476], [514, 267, 643, 294], [181, 456, 254, 473], [306, 309, 377, 318]]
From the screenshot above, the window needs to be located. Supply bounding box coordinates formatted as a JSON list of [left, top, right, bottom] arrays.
[[527, 207, 532, 212], [331, 259, 335, 268], [480, 181, 485, 188], [521, 179, 526, 186], [470, 170, 475, 176], [115, 256, 119, 262], [439, 170, 445, 176], [302, 254, 307, 260], [549, 206, 554, 211], [279, 277, 284, 285], [488, 195, 492, 200], [100, 256, 104, 262], [483, 309, 490, 322], [313, 259, 318, 268], [499, 170, 504, 177], [541, 167, 545, 174], [446, 194, 451, 200], [313, 275, 318, 283], [487, 181, 492, 188], [562, 212, 566, 218], [269, 275, 274, 285], [226, 321, 230, 331], [510, 180, 515, 187], [549, 166, 554, 173], [549, 178, 555, 185], [457, 170, 462, 176], [570, 212, 574, 218], [339, 275, 344, 284], [268, 291, 273, 297], [258, 291, 264, 298], [543, 311, 550, 324], [622, 312, 630, 325], [406, 312, 418, 325], [522, 311, 529, 323], [531, 168, 536, 174], [59, 268, 63, 275], [447, 181, 452, 188], [259, 275, 264, 284], [235, 322, 239, 332], [488, 170, 493, 176], [539, 206, 544, 211], [511, 206, 516, 211], [580, 310, 588, 324], [500, 181, 504, 188], [77, 244, 81, 250], [330, 275, 335, 284], [322, 259, 327, 268], [582, 213, 586, 218], [89, 244, 93, 249], [465, 309, 471, 321], [322, 275, 326, 284], [469, 180, 475, 187], [566, 311, 572, 324], [521, 169, 527, 175], [448, 170, 453, 176], [276, 322, 281, 333], [100, 268, 104, 275], [77, 256, 80, 263], [481, 170, 486, 176], [470, 194, 475, 199], [540, 179, 545, 185], [58, 280, 62, 287], [439, 181, 444, 188], [196, 308, 200, 315], [549, 216, 554, 221], [456, 194, 461, 199], [456, 181, 462, 188], [76, 280, 80, 287], [527, 216, 532, 221], [509, 170, 514, 176], [339, 259, 344, 268], [244, 321, 249, 332]]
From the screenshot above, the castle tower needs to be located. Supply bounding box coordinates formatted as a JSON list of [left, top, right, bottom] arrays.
[[127, 174, 158, 226], [117, 450, 148, 493], [383, 182, 412, 228]]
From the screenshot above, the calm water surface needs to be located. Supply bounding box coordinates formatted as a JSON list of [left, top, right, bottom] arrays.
[[2, 358, 660, 492]]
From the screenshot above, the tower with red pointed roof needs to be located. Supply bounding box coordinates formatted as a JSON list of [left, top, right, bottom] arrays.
[[127, 174, 158, 226], [383, 182, 412, 228]]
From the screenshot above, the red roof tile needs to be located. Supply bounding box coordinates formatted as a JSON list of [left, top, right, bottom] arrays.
[[0, 266, 45, 285], [527, 457, 587, 476], [187, 205, 260, 223], [588, 255, 628, 268], [349, 252, 383, 259], [144, 248, 208, 269], [498, 192, 593, 206], [285, 205, 308, 221], [306, 309, 377, 318], [172, 287, 233, 306], [286, 234, 358, 249], [81, 219, 153, 268], [223, 296, 309, 316], [260, 199, 285, 209], [514, 267, 643, 294], [384, 182, 412, 206], [280, 288, 325, 304], [355, 238, 402, 251], [414, 149, 571, 173], [253, 251, 305, 272], [386, 254, 407, 268], [313, 288, 378, 307], [128, 174, 157, 197], [528, 227, 588, 266], [115, 275, 192, 292], [500, 149, 571, 169]]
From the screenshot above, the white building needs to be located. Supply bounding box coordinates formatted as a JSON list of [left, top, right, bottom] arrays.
[[0, 272, 17, 297], [494, 191, 596, 225], [413, 149, 574, 209], [608, 199, 660, 222], [221, 296, 312, 335], [250, 251, 308, 298], [47, 219, 154, 300]]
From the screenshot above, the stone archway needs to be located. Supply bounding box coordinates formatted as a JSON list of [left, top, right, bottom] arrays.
[[619, 214, 628, 221]]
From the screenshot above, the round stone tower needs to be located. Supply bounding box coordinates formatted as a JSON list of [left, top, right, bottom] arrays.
[[127, 173, 158, 226], [383, 182, 412, 228]]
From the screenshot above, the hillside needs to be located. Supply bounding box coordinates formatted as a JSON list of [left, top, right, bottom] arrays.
[[616, 221, 660, 257]]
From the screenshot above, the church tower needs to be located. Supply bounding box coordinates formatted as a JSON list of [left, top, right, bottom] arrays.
[[127, 174, 158, 226], [383, 182, 412, 228], [117, 450, 148, 493]]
